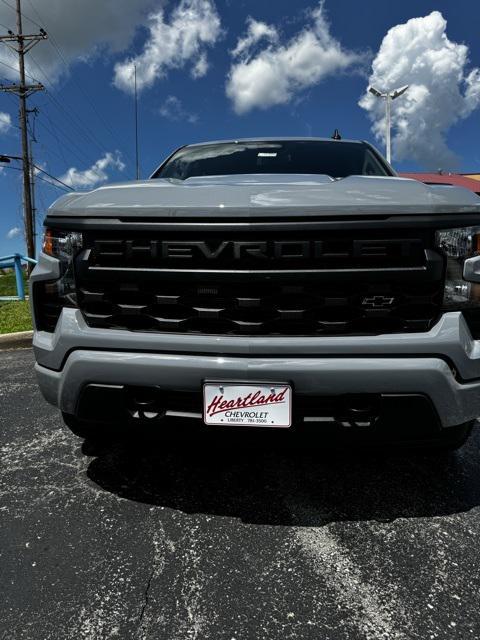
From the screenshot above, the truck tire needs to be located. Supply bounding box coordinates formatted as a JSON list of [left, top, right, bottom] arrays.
[[424, 420, 475, 452]]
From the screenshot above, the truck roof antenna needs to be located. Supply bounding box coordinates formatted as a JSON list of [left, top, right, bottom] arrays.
[[332, 129, 342, 140]]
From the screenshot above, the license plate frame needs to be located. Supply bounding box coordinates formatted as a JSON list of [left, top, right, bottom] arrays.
[[203, 381, 292, 428]]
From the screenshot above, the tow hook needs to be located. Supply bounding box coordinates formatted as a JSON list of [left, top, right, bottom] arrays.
[[337, 396, 380, 429]]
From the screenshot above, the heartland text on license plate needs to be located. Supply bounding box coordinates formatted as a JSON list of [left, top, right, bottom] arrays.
[[203, 383, 292, 427]]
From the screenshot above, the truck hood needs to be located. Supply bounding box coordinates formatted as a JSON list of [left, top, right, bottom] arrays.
[[48, 174, 480, 218]]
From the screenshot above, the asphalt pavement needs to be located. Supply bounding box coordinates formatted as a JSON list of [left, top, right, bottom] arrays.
[[1, 348, 480, 639]]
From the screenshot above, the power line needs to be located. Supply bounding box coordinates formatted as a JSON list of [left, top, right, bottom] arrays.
[[36, 105, 112, 180], [28, 61, 119, 166], [24, 0, 135, 170], [36, 103, 68, 167], [0, 0, 39, 28], [0, 48, 42, 82], [36, 137, 68, 169], [3, 0, 132, 186], [37, 95, 116, 181], [0, 0, 15, 13], [5, 32, 119, 169], [2, 163, 71, 191], [0, 57, 17, 74], [34, 164, 73, 191], [1, 0, 41, 29], [35, 172, 69, 191], [21, 50, 112, 161]]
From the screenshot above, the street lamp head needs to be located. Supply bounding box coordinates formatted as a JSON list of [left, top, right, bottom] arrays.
[[0, 155, 11, 164], [368, 86, 384, 98], [391, 85, 409, 100]]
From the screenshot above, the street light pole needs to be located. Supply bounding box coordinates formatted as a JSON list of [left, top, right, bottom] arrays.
[[385, 94, 391, 164], [368, 85, 409, 165], [133, 64, 140, 180]]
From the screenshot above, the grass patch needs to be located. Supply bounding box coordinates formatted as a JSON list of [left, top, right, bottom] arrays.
[[0, 269, 33, 334], [0, 301, 32, 334], [0, 270, 28, 297]]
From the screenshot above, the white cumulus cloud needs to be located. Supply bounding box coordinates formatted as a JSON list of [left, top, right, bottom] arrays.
[[159, 95, 198, 123], [0, 112, 11, 133], [231, 17, 278, 59], [0, 0, 159, 84], [359, 11, 480, 170], [113, 0, 222, 93], [226, 1, 360, 114], [6, 227, 21, 240], [60, 152, 125, 189], [192, 53, 209, 79]]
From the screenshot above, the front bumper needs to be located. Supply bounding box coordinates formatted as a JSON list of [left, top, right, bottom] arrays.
[[35, 348, 480, 428], [33, 307, 480, 428]]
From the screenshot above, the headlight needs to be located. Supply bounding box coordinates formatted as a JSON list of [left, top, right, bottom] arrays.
[[41, 227, 82, 301], [435, 226, 480, 309], [34, 228, 83, 331], [42, 228, 83, 261]]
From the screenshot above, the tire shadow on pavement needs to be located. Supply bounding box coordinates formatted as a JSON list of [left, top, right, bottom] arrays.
[[83, 421, 480, 527]]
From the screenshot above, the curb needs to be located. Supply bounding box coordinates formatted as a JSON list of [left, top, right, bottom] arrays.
[[0, 330, 33, 349]]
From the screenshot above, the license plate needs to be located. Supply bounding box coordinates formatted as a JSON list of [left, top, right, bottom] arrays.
[[203, 382, 292, 427]]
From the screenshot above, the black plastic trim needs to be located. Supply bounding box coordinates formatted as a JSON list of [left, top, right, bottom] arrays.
[[44, 213, 480, 233]]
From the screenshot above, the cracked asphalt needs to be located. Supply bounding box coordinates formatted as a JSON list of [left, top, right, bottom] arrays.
[[2, 348, 480, 639]]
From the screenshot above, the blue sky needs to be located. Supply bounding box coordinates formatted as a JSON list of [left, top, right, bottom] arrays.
[[0, 0, 479, 256]]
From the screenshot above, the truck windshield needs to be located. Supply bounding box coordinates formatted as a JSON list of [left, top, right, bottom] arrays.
[[153, 140, 392, 180]]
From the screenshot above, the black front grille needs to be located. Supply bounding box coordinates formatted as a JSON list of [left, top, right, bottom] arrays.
[[75, 226, 444, 336], [78, 283, 441, 335]]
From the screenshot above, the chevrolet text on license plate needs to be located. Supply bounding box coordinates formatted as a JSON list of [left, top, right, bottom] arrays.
[[203, 383, 292, 427]]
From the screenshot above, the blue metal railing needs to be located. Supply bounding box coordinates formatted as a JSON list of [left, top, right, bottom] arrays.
[[0, 253, 37, 301]]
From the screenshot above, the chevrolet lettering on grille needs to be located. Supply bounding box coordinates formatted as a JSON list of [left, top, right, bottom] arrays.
[[94, 238, 421, 261]]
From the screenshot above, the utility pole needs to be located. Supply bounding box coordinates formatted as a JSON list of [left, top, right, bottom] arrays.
[[0, 0, 47, 266], [27, 106, 38, 252]]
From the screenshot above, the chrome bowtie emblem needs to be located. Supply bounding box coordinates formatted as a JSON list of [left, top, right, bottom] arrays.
[[362, 295, 395, 308]]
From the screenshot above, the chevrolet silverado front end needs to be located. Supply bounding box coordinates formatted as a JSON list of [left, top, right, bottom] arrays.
[[30, 138, 480, 448]]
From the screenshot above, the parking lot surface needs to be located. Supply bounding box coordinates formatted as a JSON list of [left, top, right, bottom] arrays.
[[1, 348, 480, 639]]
